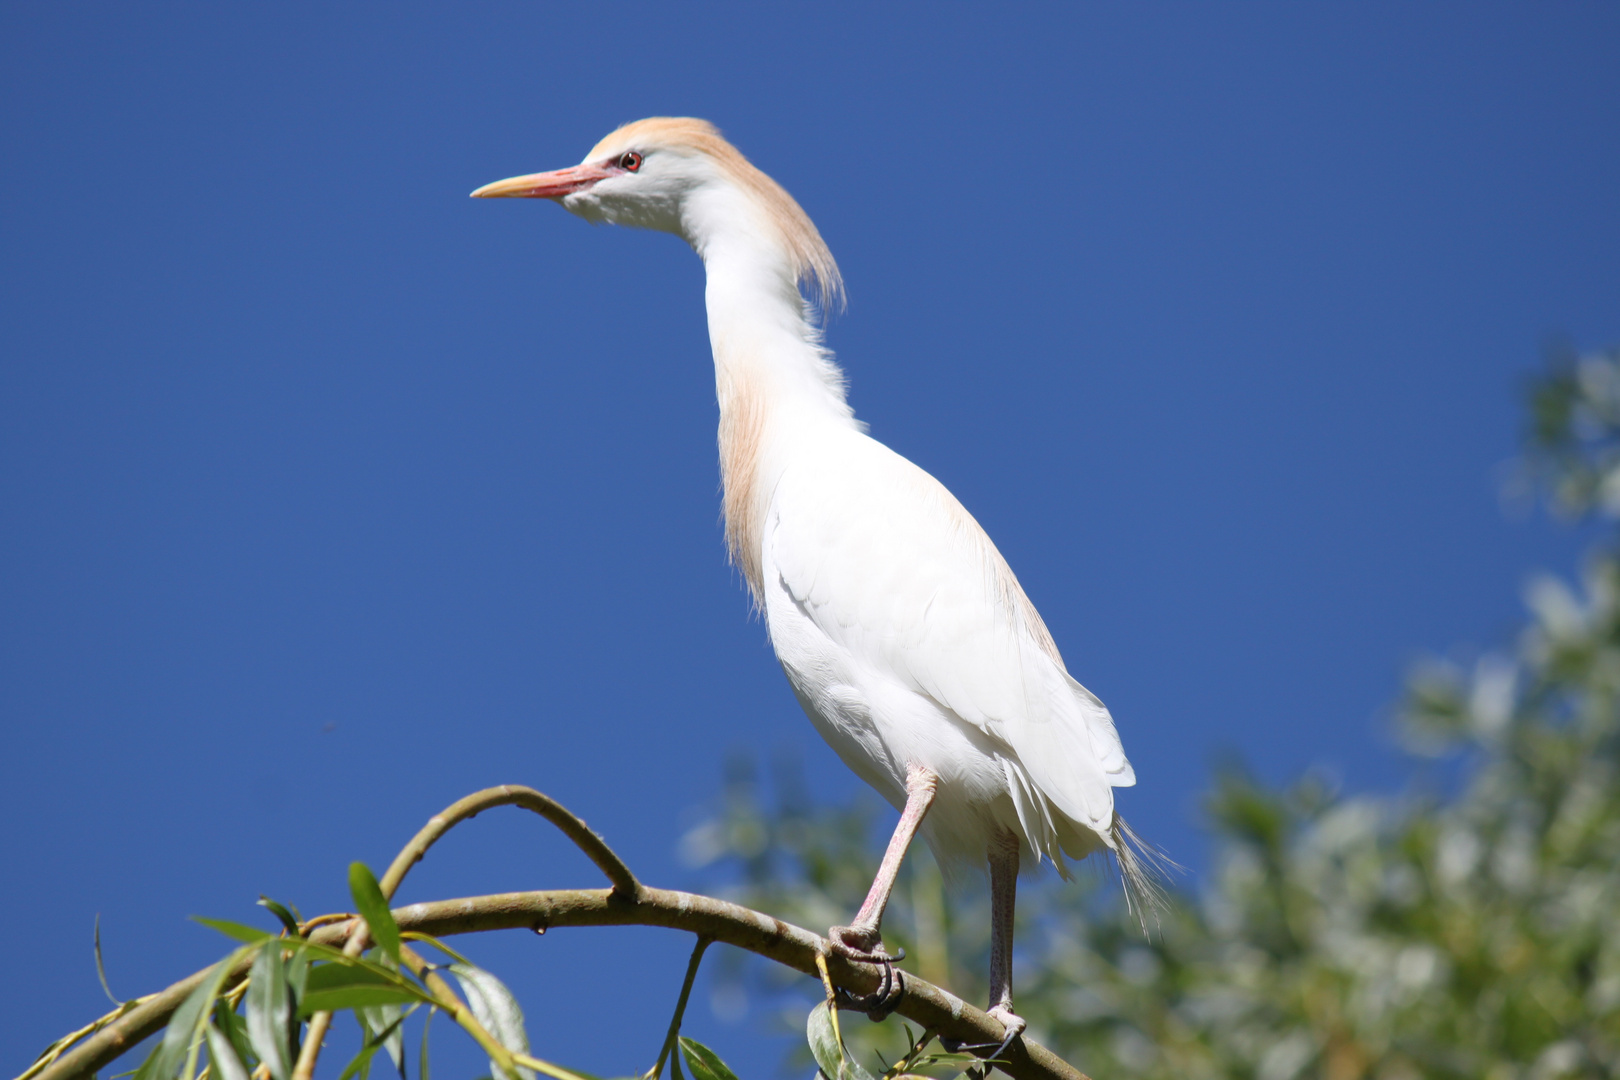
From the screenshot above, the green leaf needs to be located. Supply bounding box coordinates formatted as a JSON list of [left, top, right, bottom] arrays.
[[150, 956, 236, 1080], [299, 961, 427, 1017], [300, 985, 423, 1015], [420, 1007, 435, 1080], [246, 943, 293, 1080], [336, 1033, 383, 1080], [304, 961, 411, 994], [286, 944, 311, 1004], [213, 999, 258, 1073], [916, 1054, 981, 1066], [258, 896, 302, 937], [192, 917, 275, 944], [677, 1038, 739, 1080], [206, 1024, 251, 1080], [95, 914, 123, 1006], [348, 863, 401, 966], [448, 962, 534, 1080], [127, 1035, 164, 1080], [358, 949, 406, 1077], [267, 937, 372, 967], [401, 931, 472, 965], [806, 1002, 876, 1080], [337, 1011, 410, 1080]]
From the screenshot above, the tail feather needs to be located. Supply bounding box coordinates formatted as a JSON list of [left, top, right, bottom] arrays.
[[1110, 814, 1177, 933]]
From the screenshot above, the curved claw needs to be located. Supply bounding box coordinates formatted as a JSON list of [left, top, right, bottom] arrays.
[[940, 1007, 1026, 1062], [836, 960, 905, 1021], [983, 1005, 1026, 1062], [825, 926, 906, 1020], [826, 925, 906, 965]]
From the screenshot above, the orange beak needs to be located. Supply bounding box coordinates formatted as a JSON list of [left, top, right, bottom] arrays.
[[469, 162, 615, 199]]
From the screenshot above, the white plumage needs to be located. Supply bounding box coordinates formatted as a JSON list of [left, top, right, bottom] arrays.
[[474, 118, 1149, 1044], [764, 424, 1134, 868]]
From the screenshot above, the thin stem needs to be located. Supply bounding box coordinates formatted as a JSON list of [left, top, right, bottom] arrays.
[[379, 786, 640, 902], [512, 1052, 600, 1080], [645, 936, 712, 1080], [16, 998, 149, 1080]]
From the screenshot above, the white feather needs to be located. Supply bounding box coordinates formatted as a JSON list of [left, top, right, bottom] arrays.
[[482, 116, 1149, 895], [762, 424, 1134, 875]]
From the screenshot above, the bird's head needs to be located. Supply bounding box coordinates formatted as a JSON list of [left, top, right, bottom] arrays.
[[472, 117, 842, 312]]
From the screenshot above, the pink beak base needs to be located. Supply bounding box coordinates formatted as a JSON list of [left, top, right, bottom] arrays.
[[469, 162, 614, 199]]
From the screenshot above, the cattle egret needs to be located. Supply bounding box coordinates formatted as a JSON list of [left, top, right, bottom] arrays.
[[473, 118, 1153, 1049]]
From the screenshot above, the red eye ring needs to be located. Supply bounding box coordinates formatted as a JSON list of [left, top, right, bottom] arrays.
[[618, 151, 643, 172]]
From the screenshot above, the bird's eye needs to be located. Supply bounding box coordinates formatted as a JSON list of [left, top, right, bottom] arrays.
[[618, 151, 643, 172]]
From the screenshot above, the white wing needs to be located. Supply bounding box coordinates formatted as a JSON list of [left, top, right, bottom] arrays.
[[766, 429, 1135, 849]]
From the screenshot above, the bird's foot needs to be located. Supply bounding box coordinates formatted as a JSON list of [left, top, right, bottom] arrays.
[[825, 926, 906, 1021], [983, 1005, 1026, 1062], [939, 1006, 1025, 1062], [825, 925, 905, 965]]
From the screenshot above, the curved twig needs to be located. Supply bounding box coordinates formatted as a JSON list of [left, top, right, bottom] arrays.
[[645, 936, 711, 1080], [33, 887, 1087, 1080], [289, 786, 639, 1080], [379, 785, 640, 900]]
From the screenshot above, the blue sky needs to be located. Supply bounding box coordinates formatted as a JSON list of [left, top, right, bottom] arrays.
[[4, 3, 1618, 1077]]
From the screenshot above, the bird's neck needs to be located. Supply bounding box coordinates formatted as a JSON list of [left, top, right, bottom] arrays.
[[692, 210, 857, 598]]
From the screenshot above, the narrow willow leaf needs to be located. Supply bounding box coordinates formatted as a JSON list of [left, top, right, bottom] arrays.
[[336, 1036, 382, 1080], [805, 1002, 841, 1080], [337, 1012, 409, 1080], [213, 1000, 258, 1073], [420, 1007, 435, 1080], [153, 957, 235, 1080], [806, 1003, 876, 1080], [347, 863, 401, 965], [300, 986, 422, 1015], [401, 931, 472, 965], [449, 963, 535, 1080], [257, 897, 301, 937], [270, 937, 377, 968], [300, 956, 427, 1015], [304, 961, 417, 994], [206, 1024, 251, 1080], [358, 949, 406, 1076], [286, 944, 311, 1005], [95, 914, 122, 1006], [914, 1054, 981, 1067], [246, 944, 292, 1080], [296, 951, 428, 999], [127, 1036, 164, 1080], [192, 917, 275, 944], [677, 1038, 739, 1080]]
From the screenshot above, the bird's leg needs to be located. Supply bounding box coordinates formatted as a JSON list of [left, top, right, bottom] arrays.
[[984, 828, 1026, 1058], [829, 764, 939, 962], [825, 764, 937, 1019]]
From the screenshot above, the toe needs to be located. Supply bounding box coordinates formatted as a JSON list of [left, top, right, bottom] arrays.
[[984, 1006, 1026, 1060], [827, 926, 901, 964]]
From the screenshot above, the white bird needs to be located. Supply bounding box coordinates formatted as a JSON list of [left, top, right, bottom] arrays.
[[473, 118, 1152, 1048]]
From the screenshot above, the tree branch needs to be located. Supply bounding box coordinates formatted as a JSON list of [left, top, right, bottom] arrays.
[[295, 785, 637, 1080], [32, 886, 1087, 1080], [26, 788, 1086, 1080]]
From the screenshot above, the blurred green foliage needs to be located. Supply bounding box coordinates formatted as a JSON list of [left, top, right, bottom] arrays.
[[684, 348, 1620, 1079]]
